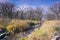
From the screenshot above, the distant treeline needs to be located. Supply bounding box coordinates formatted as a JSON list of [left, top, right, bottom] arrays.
[[0, 2, 60, 20]]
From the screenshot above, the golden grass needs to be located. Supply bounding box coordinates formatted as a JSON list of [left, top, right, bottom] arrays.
[[6, 19, 40, 40], [18, 37, 30, 40], [29, 20, 60, 40], [11, 19, 40, 24], [6, 20, 29, 32], [0, 19, 40, 32], [0, 19, 39, 27]]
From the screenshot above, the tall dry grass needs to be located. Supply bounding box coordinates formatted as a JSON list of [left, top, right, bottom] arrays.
[[29, 20, 60, 40]]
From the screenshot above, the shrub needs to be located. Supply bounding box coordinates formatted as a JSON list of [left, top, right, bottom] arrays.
[[53, 26, 60, 35], [13, 26, 20, 33], [55, 26, 60, 31], [29, 22, 35, 26]]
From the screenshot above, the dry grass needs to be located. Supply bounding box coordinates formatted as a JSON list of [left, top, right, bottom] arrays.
[[11, 19, 40, 24], [0, 19, 39, 32], [5, 19, 40, 40], [0, 19, 39, 27], [29, 20, 60, 40], [6, 20, 29, 32]]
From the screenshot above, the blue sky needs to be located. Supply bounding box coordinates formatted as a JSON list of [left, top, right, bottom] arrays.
[[0, 0, 60, 8], [0, 0, 59, 13], [10, 0, 60, 7]]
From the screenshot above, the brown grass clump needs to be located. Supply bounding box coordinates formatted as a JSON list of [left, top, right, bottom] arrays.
[[6, 20, 29, 32], [29, 20, 60, 40], [6, 19, 40, 32]]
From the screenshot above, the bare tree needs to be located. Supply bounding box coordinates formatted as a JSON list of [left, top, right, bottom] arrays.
[[17, 6, 28, 20], [22, 7, 36, 20], [34, 7, 43, 25], [0, 2, 15, 19], [45, 13, 56, 20], [12, 10, 20, 19], [28, 7, 35, 20], [24, 7, 43, 21], [35, 7, 43, 21], [49, 2, 60, 20]]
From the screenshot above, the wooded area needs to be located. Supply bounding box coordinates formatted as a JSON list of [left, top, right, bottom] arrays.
[[0, 2, 60, 20]]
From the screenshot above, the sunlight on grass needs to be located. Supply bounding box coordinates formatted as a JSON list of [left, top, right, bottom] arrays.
[[0, 19, 39, 32], [29, 20, 60, 40]]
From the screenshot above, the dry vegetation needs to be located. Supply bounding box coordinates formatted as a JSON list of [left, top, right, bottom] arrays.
[[29, 20, 60, 40], [0, 19, 40, 40], [0, 19, 40, 32], [1, 19, 60, 40]]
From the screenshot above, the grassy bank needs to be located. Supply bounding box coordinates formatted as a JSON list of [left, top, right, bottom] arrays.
[[29, 20, 60, 40]]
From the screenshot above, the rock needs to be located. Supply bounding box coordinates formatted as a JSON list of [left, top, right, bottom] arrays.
[[51, 35, 60, 40]]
